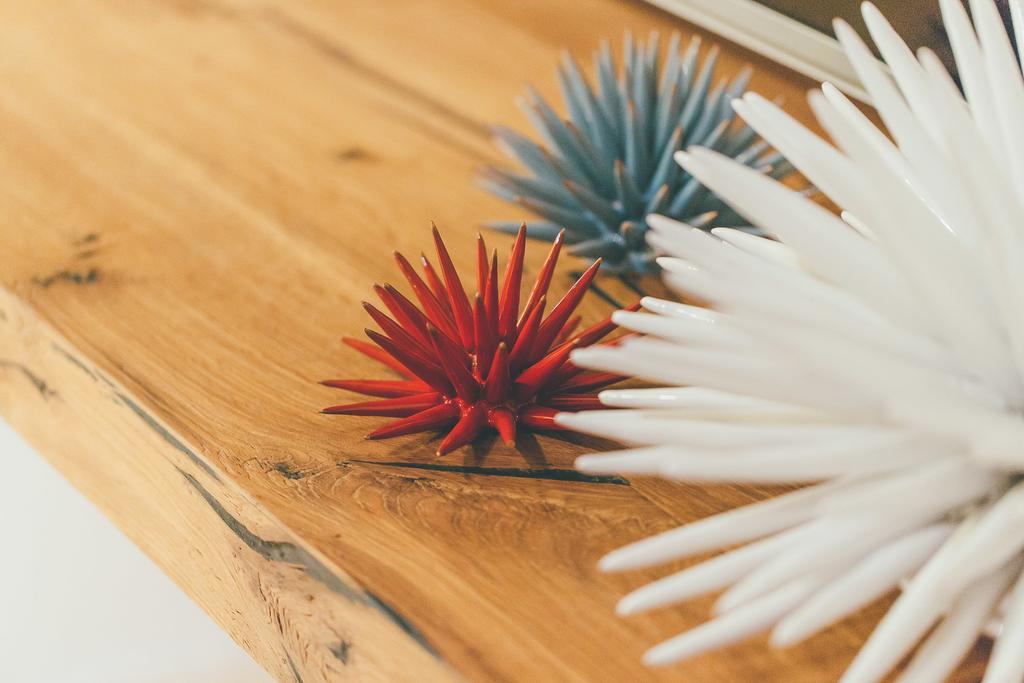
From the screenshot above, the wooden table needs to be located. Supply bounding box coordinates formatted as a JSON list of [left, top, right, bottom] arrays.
[[0, 0, 986, 680]]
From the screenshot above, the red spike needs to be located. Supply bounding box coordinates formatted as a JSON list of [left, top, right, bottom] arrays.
[[362, 302, 435, 366], [365, 329, 453, 395], [543, 361, 585, 391], [369, 402, 460, 439], [602, 331, 641, 347], [531, 258, 603, 359], [343, 337, 413, 378], [518, 404, 561, 431], [513, 294, 542, 340], [512, 341, 578, 402], [545, 331, 638, 389], [489, 406, 517, 446], [427, 325, 478, 402], [499, 223, 527, 343], [437, 403, 487, 455], [484, 249, 499, 336], [394, 252, 459, 340], [323, 392, 442, 417], [574, 300, 642, 347], [432, 224, 475, 349], [553, 315, 582, 346], [484, 342, 510, 403], [553, 371, 623, 394], [420, 253, 450, 306], [473, 294, 496, 380], [509, 295, 546, 372], [476, 233, 488, 296], [540, 332, 640, 391], [519, 229, 565, 327], [540, 394, 604, 411], [320, 378, 429, 397], [375, 284, 431, 347]]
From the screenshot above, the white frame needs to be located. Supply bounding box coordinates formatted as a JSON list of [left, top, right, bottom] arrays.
[[646, 0, 872, 102]]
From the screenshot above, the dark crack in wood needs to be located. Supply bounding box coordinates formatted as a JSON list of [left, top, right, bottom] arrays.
[[32, 268, 101, 288], [178, 468, 440, 658], [348, 459, 628, 485], [0, 359, 56, 399]]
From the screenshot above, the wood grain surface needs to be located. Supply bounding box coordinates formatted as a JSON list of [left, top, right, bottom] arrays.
[[0, 0, 985, 680]]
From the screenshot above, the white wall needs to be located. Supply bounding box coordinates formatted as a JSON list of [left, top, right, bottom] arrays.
[[0, 419, 273, 683]]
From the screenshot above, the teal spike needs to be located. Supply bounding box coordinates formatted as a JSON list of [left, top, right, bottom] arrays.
[[478, 167, 575, 208], [596, 41, 623, 140], [679, 36, 702, 91], [629, 105, 653, 188], [629, 249, 660, 274], [645, 31, 660, 78], [721, 66, 752, 120], [477, 177, 518, 203], [561, 52, 616, 163], [623, 30, 635, 87], [643, 34, 660, 138], [491, 125, 564, 181], [646, 125, 683, 195], [769, 159, 795, 179], [516, 194, 604, 238], [624, 101, 642, 186], [634, 36, 655, 147], [522, 89, 601, 186], [633, 53, 652, 148], [654, 35, 683, 148], [566, 121, 616, 196], [679, 46, 719, 145], [557, 62, 595, 141], [620, 221, 646, 250], [688, 210, 718, 229], [668, 174, 704, 216], [697, 119, 730, 156], [563, 178, 622, 231], [720, 122, 760, 158], [652, 79, 681, 152], [483, 32, 800, 275], [734, 138, 771, 166], [486, 221, 565, 241], [614, 159, 645, 218], [568, 235, 625, 261], [689, 78, 728, 144], [683, 183, 713, 218], [658, 32, 682, 95], [520, 118, 593, 189], [712, 205, 748, 226], [729, 66, 753, 97], [758, 151, 786, 168], [644, 183, 670, 215], [518, 91, 557, 149]]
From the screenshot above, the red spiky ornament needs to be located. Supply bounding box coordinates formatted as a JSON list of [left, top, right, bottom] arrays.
[[322, 224, 634, 455]]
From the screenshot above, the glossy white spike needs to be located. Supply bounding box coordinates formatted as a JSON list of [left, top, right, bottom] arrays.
[[616, 527, 808, 615], [643, 575, 826, 666], [985, 569, 1024, 682], [839, 517, 982, 683], [899, 560, 1017, 683], [772, 524, 952, 647], [710, 227, 801, 268], [718, 474, 976, 614], [939, 0, 1004, 159], [598, 480, 846, 574]]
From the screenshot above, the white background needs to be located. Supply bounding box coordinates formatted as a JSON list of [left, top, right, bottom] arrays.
[[0, 419, 273, 683]]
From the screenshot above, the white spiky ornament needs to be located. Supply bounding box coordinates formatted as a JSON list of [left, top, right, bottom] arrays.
[[557, 1, 1024, 680]]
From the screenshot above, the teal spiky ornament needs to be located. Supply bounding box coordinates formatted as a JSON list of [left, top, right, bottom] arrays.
[[481, 32, 791, 275]]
